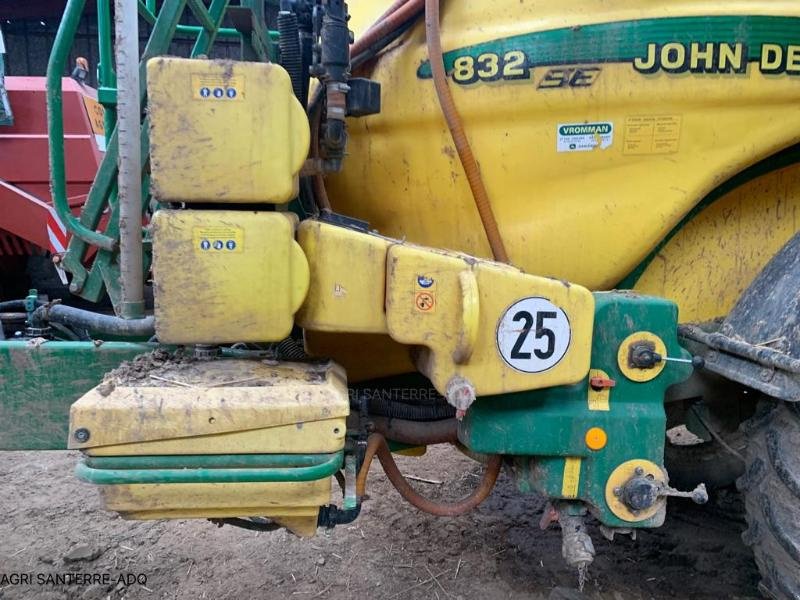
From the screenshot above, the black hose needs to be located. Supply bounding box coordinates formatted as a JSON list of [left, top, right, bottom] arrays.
[[278, 6, 304, 102], [276, 337, 308, 360], [210, 517, 281, 532], [0, 299, 44, 311], [350, 12, 421, 71], [350, 390, 455, 421], [32, 304, 155, 337]]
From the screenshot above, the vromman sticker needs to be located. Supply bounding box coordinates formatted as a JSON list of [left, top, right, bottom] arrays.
[[557, 122, 613, 152]]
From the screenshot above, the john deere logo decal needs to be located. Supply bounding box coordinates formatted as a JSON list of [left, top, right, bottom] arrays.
[[416, 15, 800, 86]]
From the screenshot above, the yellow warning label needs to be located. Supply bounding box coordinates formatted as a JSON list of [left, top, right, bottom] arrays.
[[414, 291, 436, 313], [81, 96, 106, 136], [587, 368, 611, 412], [561, 457, 581, 498], [192, 226, 244, 254], [623, 115, 681, 155], [190, 74, 245, 101]]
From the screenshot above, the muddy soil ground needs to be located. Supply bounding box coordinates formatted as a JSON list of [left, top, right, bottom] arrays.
[[0, 447, 760, 599]]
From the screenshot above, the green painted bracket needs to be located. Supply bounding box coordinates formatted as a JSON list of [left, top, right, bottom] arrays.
[[459, 292, 693, 528], [58, 0, 262, 309], [0, 341, 153, 450], [75, 451, 343, 484]]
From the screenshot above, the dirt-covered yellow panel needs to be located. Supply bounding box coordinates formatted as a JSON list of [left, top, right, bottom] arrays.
[[297, 220, 390, 334], [101, 481, 328, 535], [69, 359, 347, 454], [635, 163, 800, 322], [331, 3, 800, 290], [385, 244, 594, 396]]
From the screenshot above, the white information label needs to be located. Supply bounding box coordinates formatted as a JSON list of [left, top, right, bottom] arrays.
[[557, 122, 613, 152], [496, 297, 571, 373]]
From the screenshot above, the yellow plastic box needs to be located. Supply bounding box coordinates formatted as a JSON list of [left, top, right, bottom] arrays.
[[147, 57, 309, 203], [151, 209, 309, 344]]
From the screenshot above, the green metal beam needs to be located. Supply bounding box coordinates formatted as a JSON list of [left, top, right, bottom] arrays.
[[47, 0, 117, 250], [0, 341, 152, 450], [187, 0, 216, 32]]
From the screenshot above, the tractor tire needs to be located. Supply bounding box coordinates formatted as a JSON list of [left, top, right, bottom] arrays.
[[739, 400, 800, 600], [665, 430, 746, 490]]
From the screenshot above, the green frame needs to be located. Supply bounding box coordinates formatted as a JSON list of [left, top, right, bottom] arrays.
[[76, 451, 344, 484], [47, 0, 277, 313]]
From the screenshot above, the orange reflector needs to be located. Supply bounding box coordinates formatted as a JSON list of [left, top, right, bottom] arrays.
[[585, 427, 608, 450]]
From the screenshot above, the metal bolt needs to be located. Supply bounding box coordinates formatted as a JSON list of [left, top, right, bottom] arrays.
[[73, 428, 91, 443], [634, 467, 644, 476], [759, 369, 774, 382], [613, 487, 622, 497]]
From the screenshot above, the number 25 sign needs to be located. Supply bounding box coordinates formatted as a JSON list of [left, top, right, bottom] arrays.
[[496, 297, 571, 373]]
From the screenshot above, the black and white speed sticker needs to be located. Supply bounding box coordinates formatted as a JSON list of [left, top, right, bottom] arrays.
[[496, 297, 571, 373]]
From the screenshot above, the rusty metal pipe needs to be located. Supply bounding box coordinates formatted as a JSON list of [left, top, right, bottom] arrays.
[[369, 416, 458, 445], [356, 433, 501, 516]]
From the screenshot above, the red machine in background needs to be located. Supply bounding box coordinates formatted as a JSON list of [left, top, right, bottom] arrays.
[[0, 75, 105, 298]]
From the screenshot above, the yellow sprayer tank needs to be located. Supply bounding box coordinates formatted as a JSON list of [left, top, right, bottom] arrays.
[[329, 1, 800, 323]]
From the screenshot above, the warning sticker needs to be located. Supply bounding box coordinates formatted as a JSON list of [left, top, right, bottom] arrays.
[[191, 74, 245, 101], [623, 115, 682, 155], [414, 291, 436, 313], [561, 457, 582, 498], [81, 95, 106, 152], [193, 226, 244, 254], [556, 122, 613, 152]]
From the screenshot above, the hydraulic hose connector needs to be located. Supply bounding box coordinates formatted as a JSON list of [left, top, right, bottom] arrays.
[[320, 0, 351, 166]]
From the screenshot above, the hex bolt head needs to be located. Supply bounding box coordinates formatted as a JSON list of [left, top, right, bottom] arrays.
[[613, 487, 622, 497], [634, 467, 644, 476], [73, 428, 91, 443]]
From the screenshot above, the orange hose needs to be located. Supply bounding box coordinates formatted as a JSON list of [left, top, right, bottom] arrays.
[[356, 433, 502, 517], [424, 0, 509, 263]]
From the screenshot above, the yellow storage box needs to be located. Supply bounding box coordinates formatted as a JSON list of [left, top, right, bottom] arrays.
[[69, 358, 348, 535], [147, 58, 309, 204], [151, 210, 309, 344]]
